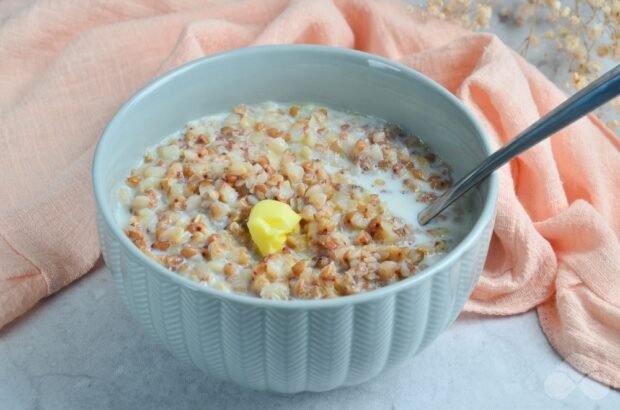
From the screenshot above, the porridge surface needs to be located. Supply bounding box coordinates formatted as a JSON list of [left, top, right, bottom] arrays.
[[117, 102, 469, 300]]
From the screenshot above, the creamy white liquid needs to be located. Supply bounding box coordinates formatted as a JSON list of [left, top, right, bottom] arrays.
[[325, 164, 473, 263], [117, 106, 474, 257], [115, 102, 476, 298]]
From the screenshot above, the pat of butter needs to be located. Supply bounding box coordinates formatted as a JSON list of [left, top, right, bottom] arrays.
[[248, 200, 301, 256]]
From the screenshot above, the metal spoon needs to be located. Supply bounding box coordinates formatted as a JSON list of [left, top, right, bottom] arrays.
[[418, 64, 620, 225]]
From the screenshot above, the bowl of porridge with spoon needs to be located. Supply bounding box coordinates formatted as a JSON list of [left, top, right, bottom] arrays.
[[93, 45, 498, 393]]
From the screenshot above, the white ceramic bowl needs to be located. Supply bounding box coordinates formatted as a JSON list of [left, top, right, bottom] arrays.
[[93, 45, 498, 393]]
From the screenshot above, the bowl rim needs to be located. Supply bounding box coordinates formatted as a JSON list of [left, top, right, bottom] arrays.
[[93, 44, 498, 309]]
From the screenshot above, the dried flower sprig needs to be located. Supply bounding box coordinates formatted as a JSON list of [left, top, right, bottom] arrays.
[[513, 0, 620, 132], [407, 0, 496, 30], [407, 0, 620, 133]]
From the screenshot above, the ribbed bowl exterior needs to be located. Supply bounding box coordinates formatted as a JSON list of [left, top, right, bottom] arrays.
[[97, 211, 493, 393]]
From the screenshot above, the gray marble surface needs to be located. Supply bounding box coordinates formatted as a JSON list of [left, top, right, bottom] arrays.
[[1, 265, 618, 410]]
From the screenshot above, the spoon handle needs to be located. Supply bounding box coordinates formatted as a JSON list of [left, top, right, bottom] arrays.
[[418, 64, 620, 225]]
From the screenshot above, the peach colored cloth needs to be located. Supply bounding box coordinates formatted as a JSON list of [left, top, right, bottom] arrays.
[[1, 0, 618, 388]]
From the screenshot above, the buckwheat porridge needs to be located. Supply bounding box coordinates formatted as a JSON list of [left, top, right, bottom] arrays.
[[116, 102, 471, 300]]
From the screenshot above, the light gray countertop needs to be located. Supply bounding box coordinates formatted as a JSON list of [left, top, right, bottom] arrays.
[[1, 265, 618, 409], [2, 6, 618, 409]]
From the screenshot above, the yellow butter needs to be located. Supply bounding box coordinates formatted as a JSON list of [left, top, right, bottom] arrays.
[[248, 200, 301, 256]]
